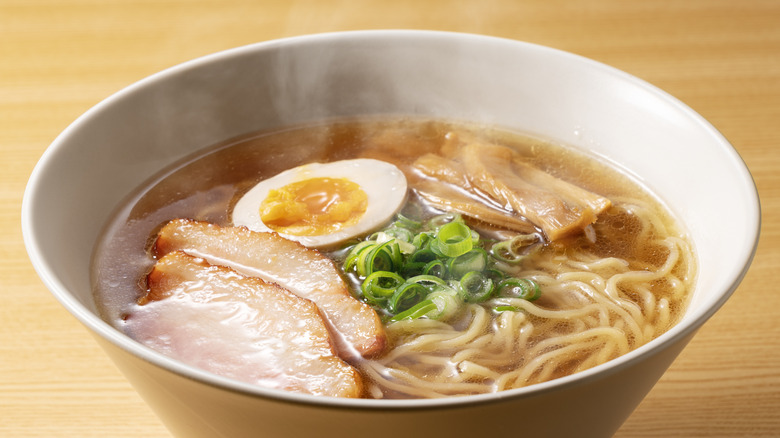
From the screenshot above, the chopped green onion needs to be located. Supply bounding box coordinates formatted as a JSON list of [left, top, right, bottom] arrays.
[[490, 234, 539, 264], [405, 274, 448, 288], [375, 229, 416, 251], [389, 300, 437, 322], [361, 240, 404, 276], [408, 248, 438, 264], [393, 214, 422, 231], [458, 271, 494, 303], [433, 221, 473, 257], [389, 286, 427, 314], [423, 259, 446, 277], [362, 271, 404, 304], [400, 262, 426, 277], [344, 240, 375, 272], [426, 289, 462, 320], [497, 278, 541, 301], [412, 231, 434, 249], [485, 268, 506, 283], [400, 249, 438, 277], [495, 305, 520, 312], [389, 282, 429, 313], [360, 244, 391, 275], [448, 248, 488, 279], [342, 212, 542, 321], [490, 241, 520, 264]]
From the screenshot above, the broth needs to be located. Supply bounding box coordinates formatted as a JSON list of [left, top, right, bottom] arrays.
[[92, 117, 695, 398]]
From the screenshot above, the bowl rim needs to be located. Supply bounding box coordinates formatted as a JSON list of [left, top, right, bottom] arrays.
[[21, 29, 761, 410]]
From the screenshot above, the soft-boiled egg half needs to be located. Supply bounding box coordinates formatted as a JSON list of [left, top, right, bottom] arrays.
[[232, 158, 407, 248]]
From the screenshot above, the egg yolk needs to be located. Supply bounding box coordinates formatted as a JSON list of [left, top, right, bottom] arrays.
[[259, 177, 368, 236]]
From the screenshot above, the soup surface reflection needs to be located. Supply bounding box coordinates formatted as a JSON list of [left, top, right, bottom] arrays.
[[92, 118, 695, 399]]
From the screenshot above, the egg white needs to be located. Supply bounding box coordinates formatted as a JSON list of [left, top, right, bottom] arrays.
[[231, 158, 408, 248]]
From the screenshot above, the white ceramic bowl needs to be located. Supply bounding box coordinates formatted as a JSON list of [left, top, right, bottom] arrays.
[[22, 30, 760, 437]]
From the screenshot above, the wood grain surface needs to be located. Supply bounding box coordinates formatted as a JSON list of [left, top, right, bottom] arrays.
[[2, 0, 779, 436]]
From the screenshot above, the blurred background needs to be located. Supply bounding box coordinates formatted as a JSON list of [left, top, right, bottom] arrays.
[[2, 1, 778, 437]]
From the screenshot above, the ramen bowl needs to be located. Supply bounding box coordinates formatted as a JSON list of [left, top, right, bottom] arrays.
[[22, 30, 759, 437]]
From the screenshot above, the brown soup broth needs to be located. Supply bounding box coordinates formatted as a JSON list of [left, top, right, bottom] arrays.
[[91, 117, 693, 397]]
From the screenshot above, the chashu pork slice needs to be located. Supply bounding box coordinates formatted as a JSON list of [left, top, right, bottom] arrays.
[[153, 219, 386, 359], [128, 251, 363, 398], [415, 142, 611, 241], [412, 154, 538, 234], [457, 142, 610, 241]]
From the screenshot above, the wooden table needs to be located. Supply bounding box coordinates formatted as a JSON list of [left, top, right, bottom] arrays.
[[2, 1, 778, 436]]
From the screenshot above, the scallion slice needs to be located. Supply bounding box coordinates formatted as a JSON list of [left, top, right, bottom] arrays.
[[458, 271, 494, 303], [426, 289, 462, 320], [448, 248, 488, 279], [495, 305, 520, 312], [361, 240, 404, 276], [433, 221, 474, 257], [422, 259, 446, 277], [344, 240, 375, 272], [359, 243, 391, 276], [389, 282, 429, 314], [362, 271, 404, 305], [412, 231, 434, 249], [389, 300, 437, 322], [393, 214, 422, 231], [405, 274, 448, 288], [408, 248, 438, 264], [490, 233, 539, 264], [497, 278, 542, 301]]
